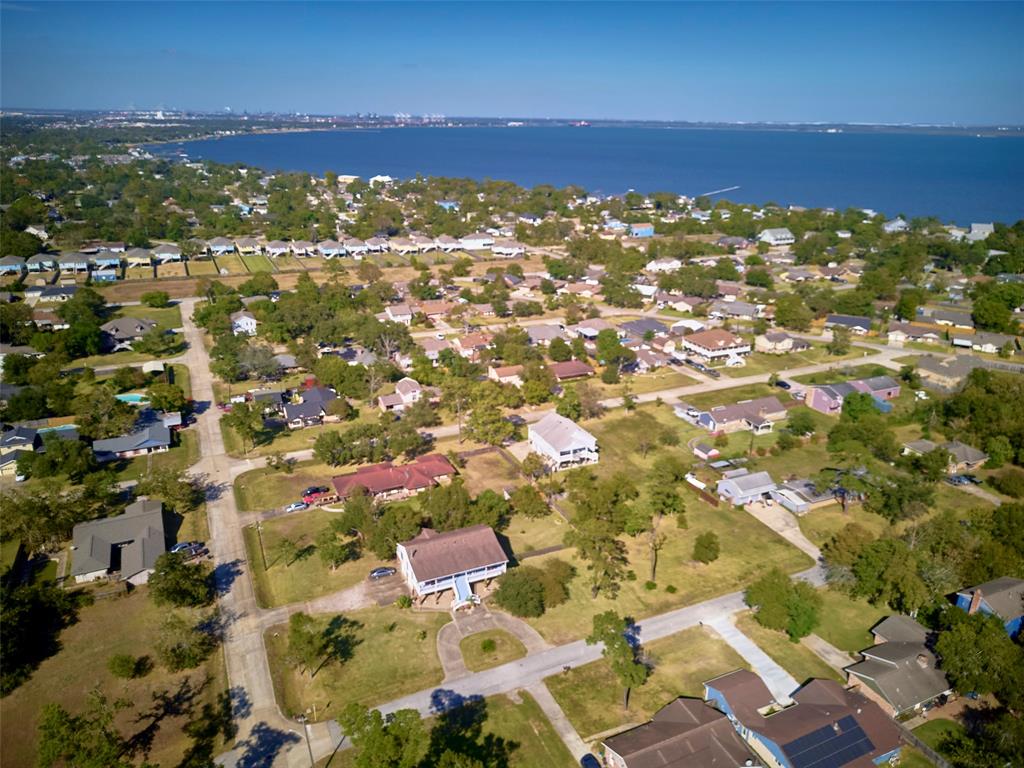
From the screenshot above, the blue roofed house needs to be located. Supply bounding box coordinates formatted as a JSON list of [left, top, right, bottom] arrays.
[[92, 423, 171, 461], [716, 468, 777, 506], [26, 253, 57, 272], [630, 222, 655, 238], [90, 251, 123, 269], [954, 577, 1024, 638], [0, 256, 27, 276], [704, 669, 903, 768], [57, 252, 91, 273], [825, 314, 872, 335]]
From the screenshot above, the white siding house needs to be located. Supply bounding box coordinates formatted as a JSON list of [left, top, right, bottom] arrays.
[[528, 412, 599, 470]]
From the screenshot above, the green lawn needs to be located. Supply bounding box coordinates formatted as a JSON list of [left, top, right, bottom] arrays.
[[0, 587, 226, 768], [0, 538, 22, 575], [913, 718, 964, 754], [525, 501, 813, 645], [67, 342, 183, 370], [588, 369, 694, 398], [212, 253, 247, 274], [186, 259, 218, 276], [546, 627, 748, 739], [721, 346, 858, 379], [898, 746, 938, 768], [814, 588, 889, 653], [243, 507, 392, 608], [459, 629, 527, 672], [240, 254, 275, 272], [793, 363, 894, 386], [168, 363, 192, 399], [735, 612, 843, 684], [114, 303, 183, 330], [686, 383, 780, 411], [234, 459, 338, 511], [504, 513, 569, 558], [265, 606, 449, 719], [796, 505, 893, 548], [317, 691, 576, 768], [114, 430, 199, 482]]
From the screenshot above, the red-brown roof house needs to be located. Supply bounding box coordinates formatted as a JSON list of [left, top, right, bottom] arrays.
[[331, 454, 456, 502]]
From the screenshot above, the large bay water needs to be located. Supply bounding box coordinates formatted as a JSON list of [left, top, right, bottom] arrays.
[[153, 127, 1024, 225]]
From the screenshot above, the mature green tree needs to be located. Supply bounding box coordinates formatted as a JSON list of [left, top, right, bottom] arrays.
[[73, 388, 137, 439], [136, 467, 204, 514], [936, 612, 1024, 706], [37, 691, 135, 768], [745, 568, 822, 640], [339, 703, 429, 768], [222, 401, 263, 454], [548, 336, 572, 362], [148, 553, 213, 608], [493, 568, 546, 617], [134, 328, 183, 357], [774, 294, 813, 331], [316, 525, 359, 572], [851, 539, 928, 613], [826, 327, 851, 356], [17, 432, 97, 481], [155, 612, 216, 672], [556, 386, 582, 421], [140, 290, 171, 308], [565, 517, 628, 599], [586, 611, 648, 709], [146, 382, 188, 413], [692, 532, 720, 563], [509, 485, 550, 519], [466, 404, 515, 446]]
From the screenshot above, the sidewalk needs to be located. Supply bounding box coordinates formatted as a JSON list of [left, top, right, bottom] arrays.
[[525, 682, 592, 761], [705, 616, 799, 705]]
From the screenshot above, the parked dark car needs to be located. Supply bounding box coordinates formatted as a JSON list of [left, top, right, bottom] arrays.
[[775, 379, 792, 390], [301, 485, 329, 497], [369, 567, 397, 580]]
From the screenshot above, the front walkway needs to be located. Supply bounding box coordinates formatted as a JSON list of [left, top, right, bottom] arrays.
[[705, 616, 799, 705], [802, 633, 857, 673], [525, 682, 592, 761]]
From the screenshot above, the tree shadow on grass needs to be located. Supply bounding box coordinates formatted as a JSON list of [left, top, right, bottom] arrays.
[[426, 691, 517, 768], [127, 673, 211, 758]]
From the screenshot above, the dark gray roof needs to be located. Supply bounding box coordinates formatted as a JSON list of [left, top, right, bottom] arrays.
[[92, 423, 170, 455], [871, 615, 928, 644], [100, 317, 157, 340], [301, 386, 337, 405], [0, 425, 39, 449], [958, 577, 1024, 620], [70, 499, 167, 579], [826, 314, 871, 330], [621, 318, 669, 336], [284, 402, 324, 421], [847, 639, 951, 713]]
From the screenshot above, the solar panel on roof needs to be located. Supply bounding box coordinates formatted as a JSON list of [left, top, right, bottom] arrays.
[[785, 715, 875, 768]]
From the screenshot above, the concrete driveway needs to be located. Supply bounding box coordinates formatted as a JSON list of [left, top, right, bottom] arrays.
[[744, 500, 821, 561]]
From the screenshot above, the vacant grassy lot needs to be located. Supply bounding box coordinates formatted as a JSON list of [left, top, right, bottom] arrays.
[[735, 612, 843, 684], [686, 383, 779, 411], [125, 265, 155, 280], [722, 346, 857, 379], [0, 588, 226, 768], [546, 627, 747, 739], [234, 459, 338, 511], [114, 303, 183, 330], [212, 253, 248, 274], [582, 404, 700, 480], [588, 369, 695, 398], [242, 506, 391, 608], [814, 588, 889, 654], [524, 498, 813, 645], [185, 259, 218, 276], [461, 448, 522, 496], [265, 606, 448, 719], [241, 254, 275, 272], [460, 629, 527, 672], [168, 363, 192, 398], [272, 255, 302, 271], [155, 261, 188, 278], [793, 363, 894, 386], [503, 513, 568, 557], [796, 505, 892, 548]]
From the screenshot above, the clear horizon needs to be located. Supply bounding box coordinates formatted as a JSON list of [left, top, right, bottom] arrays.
[[2, 1, 1022, 125]]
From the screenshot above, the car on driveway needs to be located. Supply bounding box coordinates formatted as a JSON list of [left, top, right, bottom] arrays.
[[946, 475, 970, 486], [369, 566, 397, 580], [284, 501, 308, 513], [302, 485, 329, 497], [171, 541, 206, 558], [775, 379, 792, 390]]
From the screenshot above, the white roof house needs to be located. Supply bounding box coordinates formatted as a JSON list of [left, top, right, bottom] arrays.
[[716, 468, 777, 506], [758, 228, 795, 247], [230, 310, 259, 336], [528, 412, 599, 470]]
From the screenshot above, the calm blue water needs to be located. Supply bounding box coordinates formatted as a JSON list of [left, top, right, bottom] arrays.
[[154, 127, 1024, 225]]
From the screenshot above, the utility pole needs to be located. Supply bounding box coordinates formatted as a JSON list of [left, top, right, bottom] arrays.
[[296, 714, 314, 767], [253, 522, 267, 570]]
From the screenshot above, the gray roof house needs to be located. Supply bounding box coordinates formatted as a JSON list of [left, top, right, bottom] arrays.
[[100, 317, 157, 351], [601, 697, 757, 768], [92, 423, 171, 461], [528, 411, 598, 470], [770, 478, 835, 515], [70, 499, 169, 585], [716, 468, 777, 506], [620, 318, 669, 338], [825, 314, 872, 334], [525, 324, 567, 346], [955, 577, 1024, 638], [902, 439, 988, 473], [846, 615, 951, 717]]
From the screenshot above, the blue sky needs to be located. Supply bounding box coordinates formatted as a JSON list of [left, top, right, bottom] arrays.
[[2, 2, 1021, 124]]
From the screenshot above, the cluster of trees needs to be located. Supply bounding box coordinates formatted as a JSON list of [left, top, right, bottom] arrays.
[[492, 560, 575, 618], [823, 504, 1024, 615], [938, 369, 1024, 468], [744, 568, 822, 640], [313, 419, 427, 466]]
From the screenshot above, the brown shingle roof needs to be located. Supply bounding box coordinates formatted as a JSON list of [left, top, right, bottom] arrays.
[[399, 525, 508, 582]]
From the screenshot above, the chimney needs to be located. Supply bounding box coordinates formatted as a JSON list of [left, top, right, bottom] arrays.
[[968, 588, 983, 615]]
